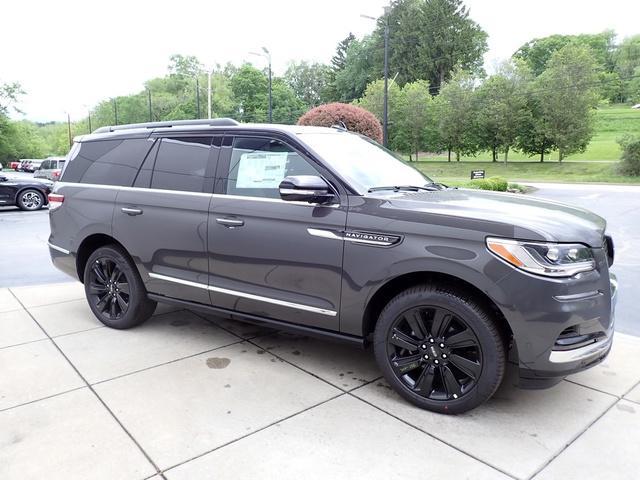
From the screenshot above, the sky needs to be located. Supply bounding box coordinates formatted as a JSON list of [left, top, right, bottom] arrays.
[[2, 0, 639, 122]]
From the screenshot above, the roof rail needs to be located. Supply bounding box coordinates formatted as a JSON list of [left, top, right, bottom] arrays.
[[92, 118, 240, 134]]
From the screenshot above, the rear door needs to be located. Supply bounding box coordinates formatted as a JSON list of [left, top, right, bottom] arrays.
[[113, 135, 219, 305], [207, 135, 347, 330]]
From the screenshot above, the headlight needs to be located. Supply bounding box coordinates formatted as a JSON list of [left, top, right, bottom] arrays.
[[486, 237, 595, 277]]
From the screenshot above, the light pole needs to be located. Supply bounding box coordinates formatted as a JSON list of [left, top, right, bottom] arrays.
[[250, 47, 272, 123], [147, 88, 152, 121], [207, 66, 215, 119], [65, 112, 72, 147], [112, 98, 118, 125], [195, 76, 201, 119], [83, 105, 92, 133], [361, 9, 390, 147]]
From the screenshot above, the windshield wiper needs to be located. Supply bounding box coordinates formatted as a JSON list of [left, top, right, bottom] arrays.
[[368, 185, 440, 193]]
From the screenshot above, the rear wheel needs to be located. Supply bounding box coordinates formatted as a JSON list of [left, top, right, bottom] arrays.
[[83, 245, 156, 329], [373, 284, 506, 414], [17, 189, 44, 211]]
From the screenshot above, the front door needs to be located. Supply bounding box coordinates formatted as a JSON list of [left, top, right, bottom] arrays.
[[207, 135, 346, 330]]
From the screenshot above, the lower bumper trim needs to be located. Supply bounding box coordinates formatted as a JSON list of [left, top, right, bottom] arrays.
[[549, 334, 613, 364]]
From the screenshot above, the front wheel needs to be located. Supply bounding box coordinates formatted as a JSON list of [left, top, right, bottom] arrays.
[[373, 284, 506, 414], [17, 189, 44, 211], [83, 245, 156, 329]]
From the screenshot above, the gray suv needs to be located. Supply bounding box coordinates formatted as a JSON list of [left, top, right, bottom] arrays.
[[48, 119, 617, 414]]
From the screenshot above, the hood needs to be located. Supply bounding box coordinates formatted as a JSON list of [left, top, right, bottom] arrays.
[[372, 188, 606, 247]]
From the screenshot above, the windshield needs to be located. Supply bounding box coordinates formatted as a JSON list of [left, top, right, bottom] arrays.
[[298, 132, 433, 194]]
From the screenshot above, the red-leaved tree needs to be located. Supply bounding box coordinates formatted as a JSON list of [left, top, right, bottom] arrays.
[[297, 103, 383, 143]]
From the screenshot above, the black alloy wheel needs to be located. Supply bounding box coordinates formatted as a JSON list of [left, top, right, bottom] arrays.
[[87, 257, 131, 320], [83, 245, 156, 329], [374, 284, 506, 414], [386, 305, 482, 401]]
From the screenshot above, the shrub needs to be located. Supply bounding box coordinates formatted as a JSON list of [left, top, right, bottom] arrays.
[[619, 135, 640, 176], [297, 102, 383, 143], [465, 176, 508, 191]]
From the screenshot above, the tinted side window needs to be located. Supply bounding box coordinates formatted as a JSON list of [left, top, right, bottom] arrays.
[[226, 137, 319, 199], [40, 160, 51, 170], [62, 138, 154, 186], [151, 137, 212, 192]]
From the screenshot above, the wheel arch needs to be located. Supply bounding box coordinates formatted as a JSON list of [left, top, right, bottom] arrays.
[[361, 271, 514, 348], [76, 233, 127, 282]]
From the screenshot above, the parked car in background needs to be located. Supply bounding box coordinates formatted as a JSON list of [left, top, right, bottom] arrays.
[[0, 174, 52, 210], [10, 161, 21, 170], [17, 159, 44, 173], [34, 157, 66, 181]]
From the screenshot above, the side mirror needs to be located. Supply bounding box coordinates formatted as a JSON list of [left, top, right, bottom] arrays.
[[0, 175, 7, 182], [279, 175, 334, 204]]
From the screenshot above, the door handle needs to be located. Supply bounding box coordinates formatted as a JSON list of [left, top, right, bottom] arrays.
[[121, 207, 143, 216], [216, 217, 244, 227]]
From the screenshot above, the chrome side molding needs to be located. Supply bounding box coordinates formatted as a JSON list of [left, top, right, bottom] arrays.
[[47, 242, 70, 255], [148, 272, 337, 317]]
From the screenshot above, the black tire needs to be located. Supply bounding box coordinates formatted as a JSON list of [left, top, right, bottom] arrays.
[[373, 283, 506, 414], [83, 245, 156, 329], [17, 189, 44, 211]]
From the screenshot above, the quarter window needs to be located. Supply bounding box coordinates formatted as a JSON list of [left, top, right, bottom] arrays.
[[151, 137, 212, 193], [63, 138, 155, 186], [226, 137, 319, 198]]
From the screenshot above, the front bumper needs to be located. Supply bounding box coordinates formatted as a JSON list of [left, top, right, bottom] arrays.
[[516, 272, 617, 387]]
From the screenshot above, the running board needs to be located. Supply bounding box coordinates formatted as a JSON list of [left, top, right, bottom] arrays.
[[147, 293, 365, 348]]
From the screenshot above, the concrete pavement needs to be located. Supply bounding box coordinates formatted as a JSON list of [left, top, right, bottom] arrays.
[[2, 282, 640, 480]]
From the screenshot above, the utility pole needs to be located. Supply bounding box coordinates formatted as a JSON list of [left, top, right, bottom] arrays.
[[382, 9, 390, 147], [66, 113, 72, 147], [195, 76, 201, 119], [147, 88, 152, 121], [361, 9, 390, 146], [207, 67, 214, 119], [113, 98, 118, 125], [88, 111, 92, 133]]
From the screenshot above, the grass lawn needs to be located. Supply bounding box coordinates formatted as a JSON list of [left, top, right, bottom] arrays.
[[413, 161, 640, 185], [408, 104, 640, 163], [400, 104, 640, 184]]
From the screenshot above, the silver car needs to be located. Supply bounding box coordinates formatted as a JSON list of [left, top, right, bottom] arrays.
[[34, 157, 66, 181]]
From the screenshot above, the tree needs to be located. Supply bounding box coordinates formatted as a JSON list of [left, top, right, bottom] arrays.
[[168, 54, 203, 77], [0, 81, 24, 116], [283, 61, 332, 107], [618, 135, 640, 176], [615, 35, 640, 102], [433, 71, 478, 161], [332, 37, 377, 102], [514, 31, 616, 77], [475, 62, 530, 162], [513, 31, 621, 101], [536, 44, 601, 161], [270, 79, 306, 124], [355, 79, 402, 149], [297, 103, 383, 143], [393, 80, 435, 161], [371, 0, 487, 91]]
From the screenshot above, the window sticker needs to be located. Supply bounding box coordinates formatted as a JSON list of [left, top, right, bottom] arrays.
[[235, 151, 288, 189]]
